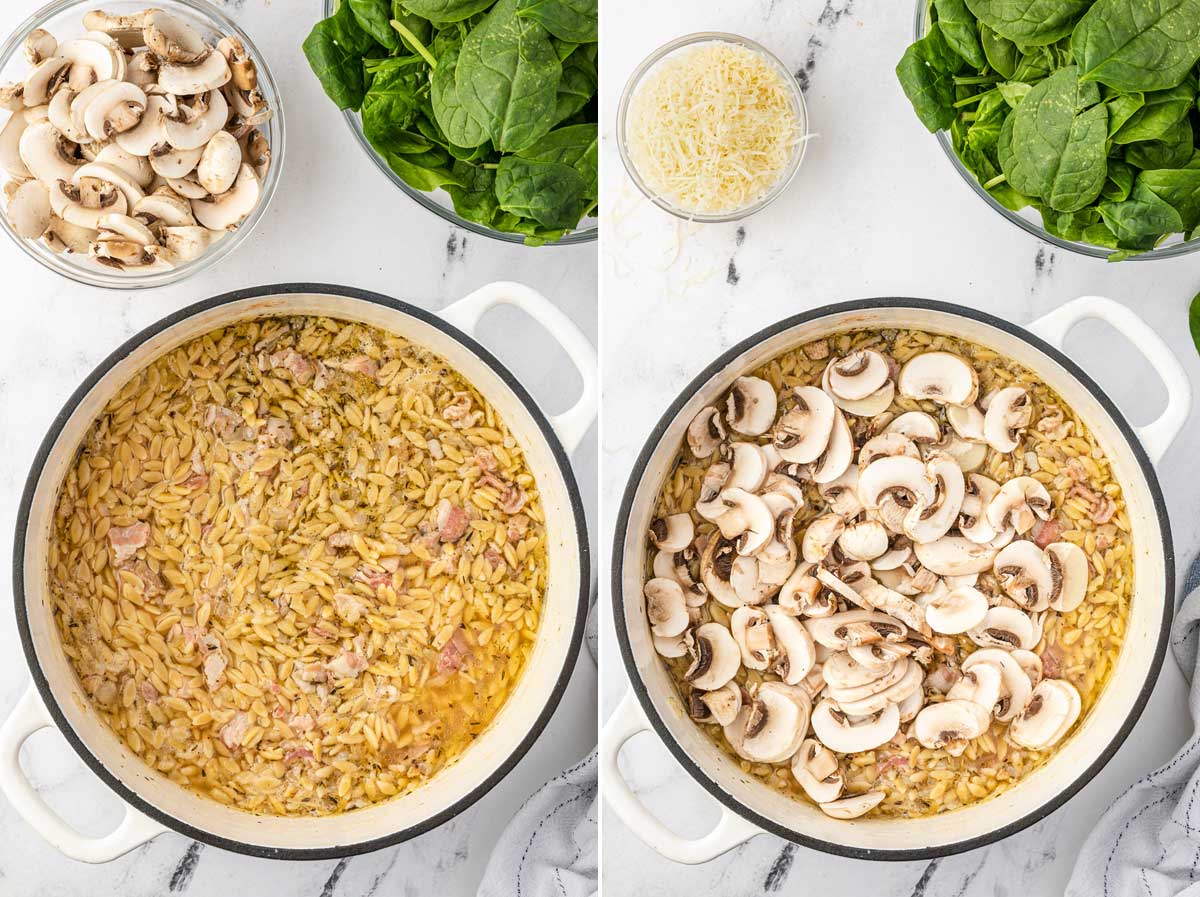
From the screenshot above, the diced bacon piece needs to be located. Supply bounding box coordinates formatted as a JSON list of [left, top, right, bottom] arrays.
[[479, 472, 507, 493], [507, 514, 530, 544], [355, 567, 391, 590], [289, 713, 316, 733], [427, 438, 444, 460], [333, 592, 364, 624], [220, 711, 251, 750], [1092, 497, 1117, 524], [437, 629, 471, 676], [284, 747, 314, 765], [1032, 518, 1064, 549], [270, 349, 316, 385], [437, 500, 469, 542], [183, 471, 209, 491], [877, 755, 908, 774], [485, 546, 503, 570], [123, 559, 165, 598], [328, 531, 354, 549], [108, 522, 149, 564], [291, 662, 327, 693], [327, 651, 367, 680], [309, 625, 337, 640], [204, 404, 244, 441], [1041, 643, 1064, 679], [203, 651, 227, 691], [473, 448, 498, 472], [138, 681, 159, 703], [335, 355, 379, 378], [442, 394, 473, 421], [501, 486, 527, 515]]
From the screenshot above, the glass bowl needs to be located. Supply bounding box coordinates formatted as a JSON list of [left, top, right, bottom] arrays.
[[323, 0, 595, 247], [616, 32, 809, 223], [913, 1, 1200, 261], [0, 0, 284, 288]]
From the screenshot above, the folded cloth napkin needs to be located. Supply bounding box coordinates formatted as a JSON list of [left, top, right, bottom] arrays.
[[476, 598, 599, 897], [1067, 557, 1200, 897]]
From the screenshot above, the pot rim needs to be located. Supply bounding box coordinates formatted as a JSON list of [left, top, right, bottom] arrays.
[[12, 282, 591, 860], [611, 295, 1174, 861]]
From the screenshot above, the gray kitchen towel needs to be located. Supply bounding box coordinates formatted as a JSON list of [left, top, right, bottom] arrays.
[[476, 598, 598, 897], [1066, 557, 1200, 896]]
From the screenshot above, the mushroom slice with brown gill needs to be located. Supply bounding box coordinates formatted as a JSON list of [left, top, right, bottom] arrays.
[[156, 42, 232, 96], [1045, 541, 1088, 612], [870, 536, 912, 571], [968, 605, 1036, 651], [962, 649, 1032, 721], [993, 540, 1053, 611], [806, 610, 907, 651], [668, 548, 708, 606], [903, 453, 965, 544], [193, 162, 260, 230], [1010, 649, 1043, 687], [858, 454, 936, 536], [858, 431, 920, 469], [925, 584, 988, 635], [700, 533, 743, 608], [959, 474, 1001, 544], [644, 577, 689, 638], [649, 513, 693, 553], [825, 350, 890, 401], [23, 30, 56, 67], [725, 376, 777, 436], [764, 604, 817, 686], [987, 476, 1051, 535], [947, 659, 1003, 712], [725, 682, 812, 763], [779, 562, 833, 617], [819, 791, 886, 820], [814, 564, 871, 610], [694, 682, 743, 726], [819, 465, 863, 517], [791, 738, 845, 804], [827, 658, 922, 716], [687, 406, 725, 458], [897, 352, 980, 405], [730, 554, 784, 606], [848, 641, 911, 673], [731, 605, 775, 670], [822, 361, 896, 417], [811, 407, 855, 484], [726, 441, 769, 492], [774, 385, 836, 464], [913, 699, 990, 755], [811, 699, 900, 753], [653, 629, 692, 658], [756, 492, 799, 567], [18, 121, 82, 185], [948, 402, 987, 442], [23, 56, 71, 108], [714, 488, 774, 556], [822, 648, 896, 690], [838, 519, 889, 561], [1009, 678, 1081, 750], [913, 535, 999, 576], [694, 461, 731, 521], [685, 622, 741, 691], [81, 80, 145, 141], [983, 386, 1032, 453], [856, 580, 929, 634], [801, 512, 844, 564], [885, 411, 941, 446]]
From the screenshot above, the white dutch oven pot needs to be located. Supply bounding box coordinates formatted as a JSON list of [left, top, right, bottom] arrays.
[[2, 281, 596, 861], [604, 296, 1189, 863]]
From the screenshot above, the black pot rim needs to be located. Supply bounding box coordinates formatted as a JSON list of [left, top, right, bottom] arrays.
[[611, 296, 1175, 862], [13, 282, 591, 861]]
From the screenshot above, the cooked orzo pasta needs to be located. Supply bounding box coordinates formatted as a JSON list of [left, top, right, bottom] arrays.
[[49, 316, 546, 816], [643, 327, 1131, 820]]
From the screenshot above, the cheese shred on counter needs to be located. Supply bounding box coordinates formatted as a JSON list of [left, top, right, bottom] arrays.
[[626, 42, 802, 215]]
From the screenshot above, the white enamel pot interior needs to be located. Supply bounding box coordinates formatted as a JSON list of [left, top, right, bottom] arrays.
[[606, 296, 1188, 863], [4, 282, 595, 861]]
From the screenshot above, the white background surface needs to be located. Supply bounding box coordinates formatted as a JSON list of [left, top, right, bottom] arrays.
[[0, 0, 597, 894], [600, 2, 1200, 896]]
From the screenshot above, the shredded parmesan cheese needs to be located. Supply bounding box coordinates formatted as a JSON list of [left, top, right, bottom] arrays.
[[625, 41, 804, 216]]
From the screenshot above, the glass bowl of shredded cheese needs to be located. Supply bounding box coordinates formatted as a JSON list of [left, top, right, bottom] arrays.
[[617, 33, 808, 222]]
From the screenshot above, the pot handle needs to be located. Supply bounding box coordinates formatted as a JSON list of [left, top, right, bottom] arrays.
[[0, 687, 168, 862], [600, 691, 761, 864], [1027, 295, 1192, 464], [440, 281, 597, 455]]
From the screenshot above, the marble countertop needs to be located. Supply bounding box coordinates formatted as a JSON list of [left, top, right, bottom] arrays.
[[600, 1, 1200, 895], [0, 1, 597, 894]]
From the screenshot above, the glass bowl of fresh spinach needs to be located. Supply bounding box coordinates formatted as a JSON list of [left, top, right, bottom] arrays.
[[903, 0, 1200, 262], [310, 0, 596, 247]]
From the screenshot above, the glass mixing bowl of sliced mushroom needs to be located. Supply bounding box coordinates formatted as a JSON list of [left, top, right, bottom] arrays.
[[0, 0, 282, 288], [606, 297, 1188, 861]]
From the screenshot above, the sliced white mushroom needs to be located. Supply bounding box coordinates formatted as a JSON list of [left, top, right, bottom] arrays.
[[81, 81, 144, 141], [819, 465, 863, 517], [18, 121, 82, 184], [831, 659, 924, 716], [913, 699, 990, 755], [114, 94, 170, 155], [825, 350, 890, 401], [806, 610, 907, 651], [811, 699, 900, 753], [811, 407, 854, 484], [903, 453, 965, 544], [938, 434, 988, 472], [947, 660, 1003, 712], [731, 606, 775, 671], [822, 649, 895, 690], [192, 162, 259, 229], [959, 474, 1001, 544], [983, 387, 1032, 453], [240, 127, 270, 179], [913, 535, 999, 576], [858, 432, 920, 469], [652, 630, 692, 658], [962, 649, 1032, 721], [696, 682, 743, 726], [712, 488, 774, 557], [43, 214, 95, 253], [773, 386, 836, 464], [726, 682, 811, 763], [948, 403, 986, 442], [925, 585, 988, 634], [1046, 541, 1088, 613], [725, 376, 777, 436], [968, 605, 1036, 651], [1010, 649, 1044, 687], [870, 538, 912, 571], [649, 513, 693, 553], [838, 520, 889, 561], [83, 10, 151, 49], [166, 172, 208, 199], [819, 791, 885, 820], [0, 113, 31, 178], [993, 540, 1053, 611], [23, 56, 71, 107], [1009, 679, 1081, 750], [886, 411, 941, 445], [59, 33, 125, 83], [645, 578, 689, 638], [143, 10, 209, 63], [700, 534, 745, 608], [133, 187, 196, 226], [764, 604, 817, 686], [73, 161, 144, 208], [778, 562, 832, 617], [801, 513, 844, 564], [726, 442, 768, 492], [831, 379, 895, 417], [687, 406, 725, 458], [898, 352, 979, 405], [685, 622, 741, 691], [23, 30, 57, 67], [5, 179, 50, 238], [158, 47, 230, 95], [791, 738, 844, 804], [163, 88, 228, 151], [196, 130, 240, 194], [97, 212, 155, 244], [896, 683, 925, 723], [49, 176, 127, 229]]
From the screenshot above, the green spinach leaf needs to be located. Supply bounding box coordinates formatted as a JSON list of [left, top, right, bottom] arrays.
[[1099, 180, 1184, 247], [516, 122, 597, 195], [1140, 166, 1200, 229], [1125, 116, 1196, 169], [430, 46, 490, 147], [1190, 291, 1200, 356], [1072, 0, 1200, 92], [400, 0, 496, 22], [303, 3, 378, 110], [981, 24, 1020, 78], [516, 0, 597, 43], [351, 0, 401, 48], [896, 24, 963, 132], [964, 0, 1089, 46], [495, 155, 588, 228], [934, 0, 985, 67], [1113, 80, 1195, 143]]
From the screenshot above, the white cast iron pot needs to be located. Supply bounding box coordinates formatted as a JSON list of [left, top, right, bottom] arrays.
[[603, 295, 1189, 863], [2, 281, 597, 862]]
